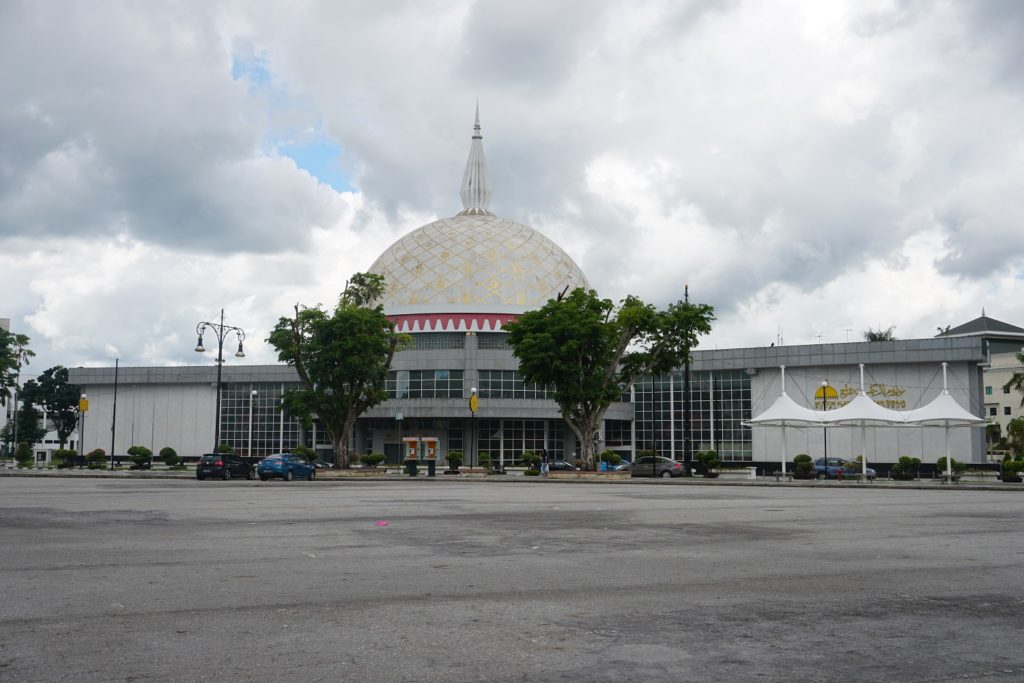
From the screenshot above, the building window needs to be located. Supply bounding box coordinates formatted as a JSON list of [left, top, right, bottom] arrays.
[[604, 420, 632, 449], [990, 407, 998, 416], [1005, 406, 1012, 416], [985, 386, 993, 395], [1004, 386, 1011, 394], [478, 370, 550, 399], [477, 333, 511, 350], [400, 333, 465, 350], [386, 370, 464, 398]]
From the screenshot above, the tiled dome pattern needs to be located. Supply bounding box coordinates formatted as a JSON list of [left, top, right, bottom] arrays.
[[369, 213, 589, 312]]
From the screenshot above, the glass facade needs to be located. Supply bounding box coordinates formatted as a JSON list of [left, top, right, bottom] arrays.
[[633, 370, 752, 462], [386, 370, 464, 399], [477, 333, 511, 350], [214, 366, 752, 465], [401, 333, 465, 351], [478, 370, 551, 399], [218, 382, 303, 458], [475, 418, 564, 465]]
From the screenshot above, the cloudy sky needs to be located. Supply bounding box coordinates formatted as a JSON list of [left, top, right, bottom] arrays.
[[2, 0, 1023, 376]]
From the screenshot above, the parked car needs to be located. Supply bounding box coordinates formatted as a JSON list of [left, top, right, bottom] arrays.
[[613, 460, 632, 471], [630, 456, 685, 478], [813, 458, 877, 480], [258, 453, 316, 481], [196, 453, 255, 481], [548, 460, 578, 471], [313, 461, 334, 470]]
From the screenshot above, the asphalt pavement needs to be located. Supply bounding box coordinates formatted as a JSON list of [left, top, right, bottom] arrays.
[[2, 477, 1023, 682]]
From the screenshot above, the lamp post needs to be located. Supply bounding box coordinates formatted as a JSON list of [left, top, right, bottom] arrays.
[[247, 389, 257, 458], [195, 309, 245, 451], [78, 393, 88, 468], [821, 380, 830, 475], [469, 387, 478, 469]]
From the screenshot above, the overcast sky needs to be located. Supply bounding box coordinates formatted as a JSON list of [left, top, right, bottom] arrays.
[[2, 0, 1023, 376]]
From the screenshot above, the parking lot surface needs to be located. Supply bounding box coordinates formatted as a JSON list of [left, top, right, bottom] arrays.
[[2, 478, 1023, 682]]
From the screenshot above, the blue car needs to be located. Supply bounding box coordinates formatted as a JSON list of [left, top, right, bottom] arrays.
[[813, 458, 876, 480], [257, 453, 316, 481]]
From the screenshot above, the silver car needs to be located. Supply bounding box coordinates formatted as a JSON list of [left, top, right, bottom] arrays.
[[630, 456, 685, 478]]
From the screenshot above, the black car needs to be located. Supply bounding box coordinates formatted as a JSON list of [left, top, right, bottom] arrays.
[[196, 454, 255, 481], [548, 460, 578, 471]]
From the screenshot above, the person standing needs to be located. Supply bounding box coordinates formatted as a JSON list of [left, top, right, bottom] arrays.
[[540, 448, 549, 477]]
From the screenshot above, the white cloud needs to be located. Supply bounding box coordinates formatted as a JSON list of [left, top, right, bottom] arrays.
[[1, 0, 1023, 371]]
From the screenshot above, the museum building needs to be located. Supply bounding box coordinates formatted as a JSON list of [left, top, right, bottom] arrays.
[[65, 114, 1000, 468]]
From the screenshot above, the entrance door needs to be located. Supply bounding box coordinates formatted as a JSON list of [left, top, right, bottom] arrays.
[[384, 443, 403, 466]]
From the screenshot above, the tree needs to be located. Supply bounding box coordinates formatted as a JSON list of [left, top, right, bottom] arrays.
[[0, 329, 34, 406], [1003, 350, 1024, 408], [864, 326, 896, 341], [267, 273, 408, 469], [20, 366, 81, 448], [10, 405, 46, 447], [1007, 417, 1024, 458], [505, 287, 714, 470]]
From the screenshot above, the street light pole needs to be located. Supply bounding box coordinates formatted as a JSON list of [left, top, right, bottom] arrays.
[[821, 380, 830, 476], [195, 309, 245, 451], [78, 393, 87, 468], [247, 389, 257, 458], [469, 387, 478, 469]]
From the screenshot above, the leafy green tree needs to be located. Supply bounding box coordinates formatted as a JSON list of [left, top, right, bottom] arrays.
[[864, 326, 896, 341], [0, 329, 34, 407], [505, 288, 714, 470], [1007, 417, 1024, 458], [267, 273, 408, 469], [20, 366, 81, 448], [10, 405, 46, 447], [1003, 351, 1024, 408]]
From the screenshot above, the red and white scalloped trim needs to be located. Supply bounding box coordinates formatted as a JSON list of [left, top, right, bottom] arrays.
[[387, 313, 518, 333]]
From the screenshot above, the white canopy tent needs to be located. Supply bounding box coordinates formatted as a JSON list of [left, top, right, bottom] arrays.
[[902, 363, 988, 479], [746, 366, 824, 474], [748, 362, 987, 479]]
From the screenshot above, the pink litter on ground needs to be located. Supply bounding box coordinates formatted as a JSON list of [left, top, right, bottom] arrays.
[[374, 520, 390, 527]]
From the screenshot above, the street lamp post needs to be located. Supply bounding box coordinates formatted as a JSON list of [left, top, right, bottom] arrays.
[[469, 387, 478, 469], [821, 380, 830, 476], [247, 389, 257, 458], [195, 309, 245, 451], [78, 393, 87, 468]]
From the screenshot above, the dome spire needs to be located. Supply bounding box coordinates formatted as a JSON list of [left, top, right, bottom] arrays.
[[458, 102, 493, 216]]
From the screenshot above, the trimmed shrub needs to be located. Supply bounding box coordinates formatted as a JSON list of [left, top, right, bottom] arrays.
[[520, 449, 540, 469], [445, 450, 463, 469], [160, 447, 179, 467], [362, 452, 386, 468], [85, 448, 106, 464], [695, 450, 720, 475], [52, 448, 76, 468], [215, 442, 235, 454], [793, 454, 813, 476], [890, 456, 921, 480], [935, 457, 966, 475], [478, 452, 492, 470], [524, 469, 541, 476], [127, 445, 152, 468]]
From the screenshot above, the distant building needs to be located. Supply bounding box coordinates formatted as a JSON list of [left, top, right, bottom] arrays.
[[938, 314, 1024, 444], [65, 114, 1000, 468]]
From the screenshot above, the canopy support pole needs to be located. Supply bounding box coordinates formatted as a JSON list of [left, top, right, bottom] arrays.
[[781, 425, 788, 475]]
